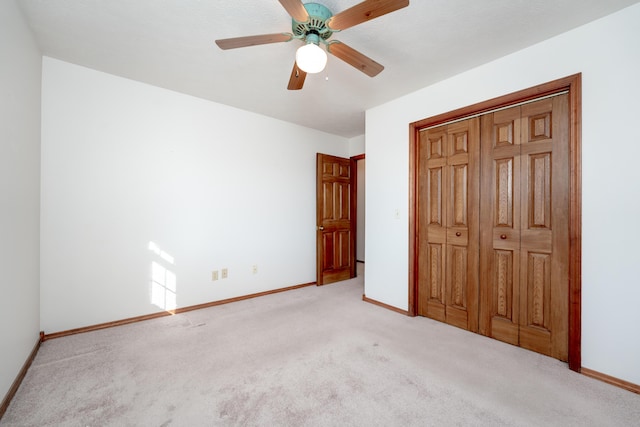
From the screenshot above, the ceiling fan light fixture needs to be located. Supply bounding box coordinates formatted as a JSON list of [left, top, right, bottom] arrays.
[[215, 0, 410, 90], [296, 40, 327, 74]]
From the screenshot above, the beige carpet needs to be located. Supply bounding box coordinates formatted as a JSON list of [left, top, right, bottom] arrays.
[[2, 267, 639, 426]]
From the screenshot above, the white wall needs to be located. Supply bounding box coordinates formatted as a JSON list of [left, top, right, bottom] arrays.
[[0, 0, 42, 402], [40, 57, 348, 333], [365, 4, 640, 385], [348, 134, 365, 157]]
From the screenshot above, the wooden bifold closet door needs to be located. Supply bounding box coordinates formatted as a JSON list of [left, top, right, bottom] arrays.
[[479, 94, 569, 361], [417, 118, 480, 332], [416, 93, 569, 361]]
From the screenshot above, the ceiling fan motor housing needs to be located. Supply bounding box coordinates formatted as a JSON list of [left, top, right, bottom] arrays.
[[292, 3, 333, 40]]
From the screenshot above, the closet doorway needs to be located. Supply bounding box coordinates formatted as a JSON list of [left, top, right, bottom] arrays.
[[408, 75, 582, 371]]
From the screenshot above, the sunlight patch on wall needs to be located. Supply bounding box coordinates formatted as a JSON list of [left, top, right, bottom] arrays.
[[149, 241, 176, 312]]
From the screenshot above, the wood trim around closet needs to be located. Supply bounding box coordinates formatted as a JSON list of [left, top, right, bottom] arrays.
[[408, 74, 582, 372]]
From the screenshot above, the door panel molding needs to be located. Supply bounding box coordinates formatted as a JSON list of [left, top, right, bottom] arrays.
[[408, 74, 582, 371]]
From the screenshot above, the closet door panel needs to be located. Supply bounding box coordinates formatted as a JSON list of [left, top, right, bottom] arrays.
[[445, 244, 469, 329], [417, 120, 479, 330], [520, 142, 553, 250], [480, 106, 521, 342], [519, 95, 569, 361], [445, 119, 479, 331], [519, 250, 552, 355], [489, 248, 520, 345], [417, 127, 447, 321]]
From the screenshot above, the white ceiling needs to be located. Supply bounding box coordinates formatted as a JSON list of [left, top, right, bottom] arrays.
[[17, 0, 639, 138]]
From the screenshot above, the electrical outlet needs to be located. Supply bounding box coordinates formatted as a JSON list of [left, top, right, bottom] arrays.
[[252, 265, 258, 274], [212, 271, 219, 281], [221, 268, 228, 279]]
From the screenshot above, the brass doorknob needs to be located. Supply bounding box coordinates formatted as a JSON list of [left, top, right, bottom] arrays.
[[500, 234, 507, 239], [318, 226, 324, 231]]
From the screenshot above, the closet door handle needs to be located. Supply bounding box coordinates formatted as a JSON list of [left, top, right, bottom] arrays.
[[455, 232, 461, 237], [500, 234, 507, 240]]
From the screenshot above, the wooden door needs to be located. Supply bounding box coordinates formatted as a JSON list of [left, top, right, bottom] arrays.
[[519, 95, 569, 360], [479, 106, 522, 344], [316, 153, 356, 285], [410, 75, 581, 369], [480, 94, 569, 360], [417, 118, 480, 331]]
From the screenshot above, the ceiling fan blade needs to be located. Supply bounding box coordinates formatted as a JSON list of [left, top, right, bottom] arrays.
[[287, 62, 307, 90], [326, 0, 409, 31], [278, 0, 309, 23], [215, 33, 293, 50], [327, 41, 384, 77]]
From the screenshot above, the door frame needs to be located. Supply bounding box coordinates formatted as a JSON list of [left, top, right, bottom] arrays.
[[408, 74, 582, 372], [352, 153, 365, 267]]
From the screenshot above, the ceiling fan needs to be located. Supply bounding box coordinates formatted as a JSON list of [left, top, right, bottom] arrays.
[[215, 0, 409, 90]]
